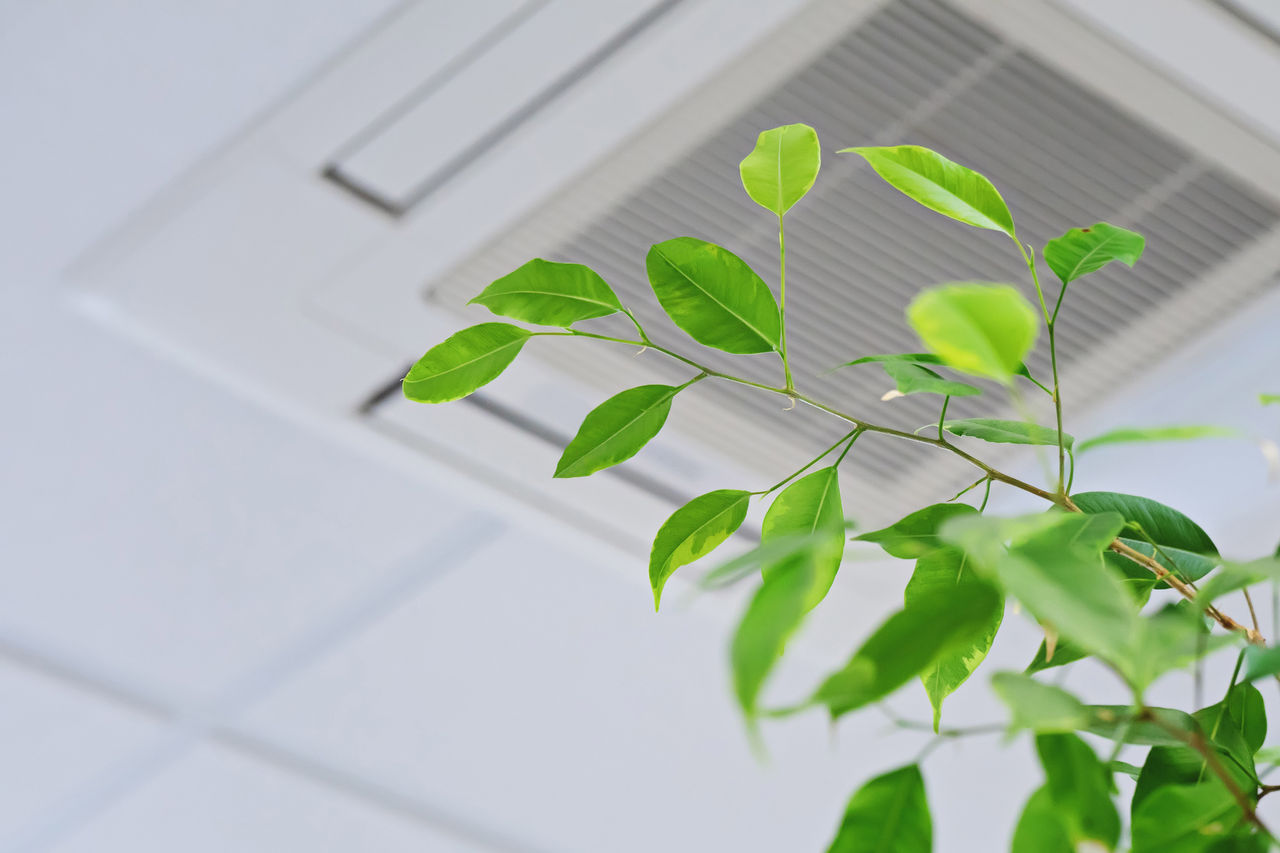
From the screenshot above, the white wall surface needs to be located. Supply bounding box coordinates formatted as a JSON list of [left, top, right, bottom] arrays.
[[3, 2, 1280, 852]]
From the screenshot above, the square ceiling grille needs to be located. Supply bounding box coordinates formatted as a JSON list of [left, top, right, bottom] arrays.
[[431, 0, 1280, 526]]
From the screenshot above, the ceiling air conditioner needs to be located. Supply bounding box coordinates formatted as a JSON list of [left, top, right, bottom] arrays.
[[71, 0, 1280, 553]]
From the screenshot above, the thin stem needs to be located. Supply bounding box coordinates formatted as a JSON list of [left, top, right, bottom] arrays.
[[542, 327, 1262, 638], [937, 395, 951, 441], [1017, 241, 1066, 496], [778, 213, 794, 393], [978, 477, 994, 513], [621, 307, 649, 342], [834, 428, 863, 466], [759, 428, 859, 495], [948, 475, 987, 503]]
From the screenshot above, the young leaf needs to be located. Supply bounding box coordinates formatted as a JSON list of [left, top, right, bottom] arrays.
[[555, 383, 685, 478], [731, 555, 817, 719], [1197, 556, 1280, 603], [1130, 783, 1238, 852], [762, 467, 844, 609], [906, 548, 1003, 729], [842, 145, 1016, 237], [1261, 393, 1280, 406], [837, 352, 944, 368], [645, 237, 781, 354], [907, 283, 1039, 382], [943, 418, 1072, 448], [1035, 733, 1121, 850], [700, 533, 830, 591], [649, 489, 751, 610], [468, 259, 623, 327], [1071, 492, 1218, 556], [881, 362, 981, 398], [1075, 424, 1238, 455], [825, 764, 931, 853], [739, 123, 821, 216], [855, 502, 978, 560], [1011, 787, 1073, 853], [812, 580, 1002, 718], [403, 322, 532, 403], [991, 672, 1089, 734], [1043, 222, 1145, 286]]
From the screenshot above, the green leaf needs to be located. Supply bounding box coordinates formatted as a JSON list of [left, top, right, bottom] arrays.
[[468, 259, 623, 327], [649, 490, 751, 610], [555, 384, 684, 478], [881, 362, 981, 398], [762, 467, 844, 609], [731, 555, 817, 719], [739, 123, 821, 217], [645, 237, 781, 354], [1261, 394, 1280, 406], [943, 418, 1072, 448], [1196, 556, 1280, 604], [907, 549, 1003, 729], [825, 764, 931, 853], [402, 323, 532, 403], [1043, 222, 1146, 286], [1071, 492, 1218, 556], [837, 352, 944, 368], [855, 502, 978, 560], [1036, 733, 1121, 850], [812, 580, 1002, 718], [1084, 705, 1198, 747], [842, 144, 1016, 237], [1118, 540, 1219, 585], [991, 672, 1088, 733], [1243, 644, 1280, 682], [700, 533, 831, 591], [1076, 425, 1238, 455], [1011, 786, 1073, 853], [907, 282, 1039, 382], [1130, 783, 1238, 852], [1111, 760, 1144, 780]]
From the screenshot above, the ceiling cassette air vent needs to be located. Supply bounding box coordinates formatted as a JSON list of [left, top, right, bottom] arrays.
[[73, 0, 1280, 540]]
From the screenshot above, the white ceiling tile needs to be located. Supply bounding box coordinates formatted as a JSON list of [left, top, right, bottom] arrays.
[[0, 658, 161, 846], [47, 744, 498, 853]]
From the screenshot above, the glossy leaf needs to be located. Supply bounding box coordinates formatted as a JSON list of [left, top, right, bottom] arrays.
[[991, 672, 1088, 733], [825, 764, 931, 853], [907, 282, 1039, 382], [1011, 787, 1073, 853], [646, 237, 781, 354], [813, 580, 1002, 718], [469, 259, 622, 326], [1118, 539, 1219, 585], [881, 362, 981, 398], [1076, 425, 1238, 455], [739, 123, 821, 216], [1130, 783, 1238, 852], [842, 144, 1016, 237], [906, 549, 1002, 729], [762, 467, 844, 609], [943, 418, 1072, 448], [732, 555, 817, 719], [1036, 733, 1120, 850], [649, 490, 751, 610], [1072, 492, 1218, 556], [855, 502, 977, 560], [1043, 222, 1145, 285], [555, 384, 683, 478], [402, 323, 531, 403]]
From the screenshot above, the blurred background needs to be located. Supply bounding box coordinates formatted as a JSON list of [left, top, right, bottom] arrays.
[[4, 0, 1280, 850]]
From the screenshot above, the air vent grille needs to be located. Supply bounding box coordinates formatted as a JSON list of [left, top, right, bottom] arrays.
[[431, 0, 1280, 526]]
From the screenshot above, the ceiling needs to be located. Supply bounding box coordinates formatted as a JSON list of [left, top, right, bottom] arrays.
[[3, 1, 1280, 851]]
